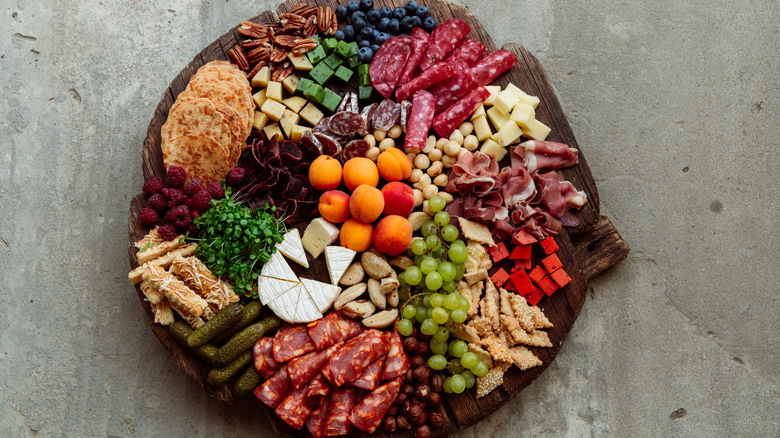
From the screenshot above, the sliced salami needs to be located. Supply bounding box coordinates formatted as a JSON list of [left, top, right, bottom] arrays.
[[305, 394, 330, 438], [313, 116, 332, 134], [381, 326, 410, 380], [287, 341, 341, 389], [369, 36, 413, 99], [254, 363, 293, 408], [328, 111, 364, 137], [308, 311, 363, 351], [323, 385, 355, 437], [469, 49, 518, 87], [326, 329, 390, 387], [305, 370, 333, 403], [396, 36, 429, 88], [313, 133, 342, 156], [253, 336, 281, 379], [399, 100, 412, 132], [411, 27, 431, 42], [275, 384, 313, 430], [273, 324, 316, 363], [300, 130, 323, 157], [395, 62, 456, 102], [342, 139, 370, 162], [359, 102, 378, 135], [372, 99, 401, 132], [351, 356, 385, 391], [419, 18, 471, 71], [443, 37, 487, 67], [428, 60, 477, 112], [404, 90, 436, 150], [432, 86, 491, 138], [348, 376, 403, 433], [336, 93, 351, 113], [346, 92, 358, 114]]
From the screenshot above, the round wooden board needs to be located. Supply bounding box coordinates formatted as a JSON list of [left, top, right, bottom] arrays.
[[128, 0, 627, 436]]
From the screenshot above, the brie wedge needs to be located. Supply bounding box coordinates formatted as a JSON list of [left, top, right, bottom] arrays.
[[257, 275, 298, 305], [261, 250, 298, 283], [325, 246, 356, 286], [267, 283, 323, 323], [300, 277, 341, 313], [275, 229, 309, 268]]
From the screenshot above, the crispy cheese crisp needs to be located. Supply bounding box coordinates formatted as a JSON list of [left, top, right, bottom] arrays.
[[480, 333, 512, 363], [151, 300, 175, 325], [524, 330, 553, 348], [481, 281, 501, 331], [142, 264, 208, 318], [468, 317, 494, 338], [458, 218, 496, 246], [452, 323, 481, 344], [128, 243, 197, 284], [476, 361, 511, 398], [508, 292, 535, 332], [530, 305, 554, 329], [134, 227, 185, 265], [170, 255, 239, 312], [500, 314, 531, 346], [508, 346, 542, 370], [139, 280, 165, 305]]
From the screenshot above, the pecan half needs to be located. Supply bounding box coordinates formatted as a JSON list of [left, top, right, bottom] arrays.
[[302, 15, 318, 37], [269, 45, 290, 63], [271, 62, 293, 82], [288, 3, 308, 15], [246, 61, 266, 80], [228, 45, 250, 71], [275, 34, 301, 48], [247, 46, 270, 63], [237, 24, 267, 39], [242, 38, 268, 49], [279, 13, 306, 30], [328, 10, 338, 35], [300, 6, 318, 18], [317, 7, 333, 33], [291, 38, 317, 56]]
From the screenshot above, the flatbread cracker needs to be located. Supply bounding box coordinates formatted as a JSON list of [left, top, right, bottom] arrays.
[[161, 134, 230, 186], [500, 314, 531, 345], [458, 218, 496, 246], [476, 361, 510, 398], [465, 240, 492, 273], [509, 292, 535, 332], [452, 323, 480, 344], [481, 281, 501, 331], [508, 346, 542, 370], [183, 81, 253, 140], [191, 62, 251, 91], [468, 343, 493, 368], [464, 268, 488, 285], [530, 305, 554, 329], [523, 330, 553, 348], [162, 97, 236, 152], [467, 317, 493, 338], [480, 333, 512, 363]]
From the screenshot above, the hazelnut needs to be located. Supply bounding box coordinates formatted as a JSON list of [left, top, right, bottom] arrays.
[[463, 134, 479, 151], [422, 184, 439, 200], [414, 341, 429, 355], [412, 412, 427, 426], [405, 369, 415, 383], [395, 392, 408, 405], [403, 337, 418, 351], [433, 174, 448, 187], [429, 412, 445, 429], [387, 406, 399, 416], [423, 136, 436, 153], [419, 333, 433, 342], [435, 137, 448, 151], [408, 168, 423, 183], [427, 392, 442, 408], [403, 384, 415, 396], [397, 415, 412, 430], [438, 192, 454, 204], [444, 140, 461, 157], [413, 366, 431, 382], [401, 400, 412, 416], [448, 129, 464, 145], [441, 154, 458, 168], [382, 416, 397, 432], [413, 154, 430, 170], [431, 374, 444, 392], [414, 424, 431, 438], [410, 355, 425, 368], [415, 385, 431, 401], [458, 121, 474, 136], [409, 404, 424, 422], [411, 327, 420, 338], [413, 188, 424, 207]]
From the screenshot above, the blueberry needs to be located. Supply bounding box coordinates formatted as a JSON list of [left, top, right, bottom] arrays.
[[416, 6, 429, 18], [358, 46, 373, 63], [343, 25, 356, 40], [377, 17, 390, 31], [351, 11, 366, 23], [335, 5, 348, 18], [392, 7, 406, 21], [400, 15, 414, 33], [366, 9, 381, 24], [370, 44, 380, 54], [361, 26, 374, 42], [358, 39, 371, 48], [352, 16, 366, 30], [346, 1, 360, 15], [359, 0, 374, 11], [388, 18, 400, 34], [379, 6, 392, 18], [376, 32, 391, 44], [334, 30, 345, 41], [423, 16, 437, 32], [410, 15, 422, 29], [405, 1, 418, 15]]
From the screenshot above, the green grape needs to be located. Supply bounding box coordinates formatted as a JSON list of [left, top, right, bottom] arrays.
[[450, 308, 467, 323], [462, 370, 476, 389], [448, 244, 468, 264], [404, 266, 422, 286], [443, 293, 460, 310], [427, 307, 434, 319], [397, 272, 406, 287], [447, 322, 459, 332], [421, 220, 437, 237], [425, 272, 443, 290], [397, 319, 413, 336], [420, 318, 439, 335], [449, 374, 466, 393], [428, 196, 446, 213], [451, 239, 466, 249], [441, 280, 456, 293], [443, 376, 453, 393], [457, 296, 470, 311], [432, 327, 450, 342], [472, 360, 489, 377], [411, 239, 427, 255], [422, 294, 431, 308], [414, 255, 424, 266], [461, 352, 479, 369], [429, 293, 444, 308], [434, 211, 451, 226], [429, 339, 448, 355], [420, 257, 438, 274], [402, 305, 417, 320], [431, 247, 446, 259], [415, 309, 428, 324], [452, 365, 465, 374], [399, 290, 410, 302], [425, 235, 442, 251], [437, 262, 456, 282], [454, 263, 465, 281], [428, 354, 447, 370], [449, 340, 468, 358], [431, 307, 449, 324], [441, 224, 459, 242]]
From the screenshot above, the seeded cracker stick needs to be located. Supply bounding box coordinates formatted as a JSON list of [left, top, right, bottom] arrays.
[[128, 243, 197, 284], [170, 255, 239, 311], [142, 264, 207, 318]]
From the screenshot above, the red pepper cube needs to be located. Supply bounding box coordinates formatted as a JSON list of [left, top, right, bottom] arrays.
[[503, 277, 518, 293], [540, 237, 559, 255], [528, 265, 547, 284], [549, 268, 571, 288], [541, 253, 563, 273], [525, 287, 545, 306], [489, 242, 509, 263], [538, 276, 559, 296], [509, 269, 535, 295], [514, 258, 532, 271], [509, 245, 532, 260], [511, 229, 537, 246], [490, 268, 510, 288]]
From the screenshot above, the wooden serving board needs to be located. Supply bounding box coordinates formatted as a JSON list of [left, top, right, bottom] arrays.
[[128, 0, 629, 435]]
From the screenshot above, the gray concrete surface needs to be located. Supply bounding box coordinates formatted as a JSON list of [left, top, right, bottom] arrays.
[[1, 0, 778, 436]]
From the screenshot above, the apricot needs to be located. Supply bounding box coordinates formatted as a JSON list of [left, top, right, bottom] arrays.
[[349, 185, 385, 223], [340, 218, 374, 252], [381, 181, 415, 217], [342, 157, 379, 191], [308, 155, 342, 191], [376, 147, 412, 182], [373, 215, 413, 256], [318, 190, 351, 223]]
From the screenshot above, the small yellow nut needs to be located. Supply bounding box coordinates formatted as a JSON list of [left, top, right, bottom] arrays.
[[378, 138, 395, 152], [413, 154, 430, 170], [428, 148, 443, 162], [387, 124, 403, 139], [366, 147, 381, 161]]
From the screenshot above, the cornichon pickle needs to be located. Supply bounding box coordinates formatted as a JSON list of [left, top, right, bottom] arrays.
[[211, 316, 283, 367], [207, 350, 252, 386], [233, 364, 262, 396], [187, 302, 243, 347], [168, 321, 219, 365], [212, 300, 263, 344]]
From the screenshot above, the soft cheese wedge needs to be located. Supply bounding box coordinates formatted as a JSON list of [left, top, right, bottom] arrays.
[[300, 277, 341, 313], [267, 283, 323, 323], [325, 246, 356, 286], [260, 250, 298, 283], [257, 275, 298, 305], [275, 229, 309, 268]]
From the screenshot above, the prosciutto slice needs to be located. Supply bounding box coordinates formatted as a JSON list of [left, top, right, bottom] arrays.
[[444, 151, 501, 196], [499, 166, 535, 207], [512, 141, 579, 173], [532, 171, 587, 218]]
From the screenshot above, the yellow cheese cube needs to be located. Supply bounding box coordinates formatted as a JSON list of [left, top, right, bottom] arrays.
[[266, 81, 283, 102], [493, 90, 520, 115], [479, 139, 507, 161], [510, 103, 535, 127], [283, 96, 308, 113], [263, 123, 284, 140], [251, 66, 271, 88], [486, 106, 510, 131], [290, 125, 312, 143], [521, 118, 551, 141], [491, 131, 500, 143], [483, 86, 502, 106], [496, 120, 523, 147], [472, 115, 492, 142], [252, 111, 269, 130], [282, 74, 300, 94], [299, 102, 324, 126], [470, 104, 486, 120], [261, 98, 286, 122], [288, 53, 314, 71], [505, 83, 540, 108], [252, 89, 267, 108], [279, 109, 301, 138]]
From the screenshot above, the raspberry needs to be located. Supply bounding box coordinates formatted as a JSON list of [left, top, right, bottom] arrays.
[[186, 223, 199, 237], [191, 210, 201, 221], [228, 167, 246, 186], [139, 207, 159, 225], [168, 205, 191, 228], [158, 223, 178, 241], [142, 176, 164, 196], [189, 189, 212, 212], [147, 193, 168, 211], [163, 188, 184, 208], [206, 182, 225, 199], [182, 178, 204, 197], [167, 166, 187, 188]]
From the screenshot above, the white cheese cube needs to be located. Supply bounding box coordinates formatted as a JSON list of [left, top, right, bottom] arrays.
[[263, 123, 283, 140], [288, 53, 314, 71], [282, 74, 300, 94], [510, 103, 535, 128], [470, 104, 486, 120], [283, 96, 308, 113], [496, 120, 523, 147], [480, 139, 507, 161], [252, 111, 269, 130], [505, 83, 540, 108], [261, 98, 286, 122], [483, 85, 502, 105], [299, 102, 324, 126], [252, 89, 267, 108], [266, 81, 283, 102], [486, 106, 510, 131], [521, 118, 551, 141], [290, 125, 311, 143], [251, 66, 271, 88], [279, 109, 300, 138], [301, 218, 340, 259], [472, 115, 492, 142], [493, 89, 520, 115]]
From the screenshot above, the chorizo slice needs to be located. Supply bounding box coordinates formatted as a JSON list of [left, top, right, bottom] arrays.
[[351, 355, 385, 391], [308, 311, 363, 351], [305, 393, 330, 438], [305, 370, 333, 404], [254, 363, 292, 408], [326, 329, 390, 387], [381, 326, 410, 380], [273, 324, 316, 363], [395, 62, 455, 103], [323, 385, 356, 437], [348, 376, 403, 433], [288, 341, 343, 389], [275, 384, 313, 430], [253, 336, 281, 379]]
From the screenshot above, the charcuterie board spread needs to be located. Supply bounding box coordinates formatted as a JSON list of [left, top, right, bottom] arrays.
[[127, 0, 629, 437]]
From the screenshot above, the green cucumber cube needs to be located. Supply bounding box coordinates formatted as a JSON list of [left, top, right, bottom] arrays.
[[334, 65, 354, 83], [323, 53, 344, 71], [296, 77, 314, 94], [347, 55, 361, 69], [303, 83, 325, 104], [357, 63, 370, 77], [348, 42, 359, 58], [322, 38, 338, 53], [359, 73, 372, 86], [321, 88, 343, 113], [309, 62, 334, 85], [335, 41, 352, 59], [306, 45, 327, 65], [359, 85, 373, 100]]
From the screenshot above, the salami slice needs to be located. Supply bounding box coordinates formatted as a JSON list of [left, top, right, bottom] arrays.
[[328, 111, 364, 137], [443, 37, 487, 67], [336, 93, 351, 113], [369, 36, 413, 99], [469, 49, 518, 87], [308, 311, 363, 351], [419, 18, 471, 71], [372, 99, 401, 132], [275, 384, 313, 430], [403, 90, 436, 150], [396, 36, 429, 89], [305, 370, 333, 403], [287, 341, 341, 389], [326, 329, 390, 387], [428, 60, 477, 112], [359, 103, 379, 134], [305, 394, 330, 438], [253, 336, 281, 379], [346, 92, 358, 114], [348, 376, 403, 433], [342, 139, 370, 162], [395, 62, 456, 102], [432, 86, 491, 138], [273, 324, 316, 363], [324, 385, 355, 437], [313, 116, 332, 134], [300, 131, 323, 157], [381, 326, 410, 380], [351, 356, 385, 391], [411, 27, 431, 42], [254, 363, 293, 408], [399, 100, 412, 132], [313, 133, 342, 156]]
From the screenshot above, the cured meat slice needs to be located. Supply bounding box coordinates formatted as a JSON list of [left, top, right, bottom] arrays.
[[443, 37, 487, 67], [359, 102, 378, 134], [469, 49, 517, 87], [351, 356, 385, 391], [342, 139, 370, 162], [396, 36, 429, 88], [372, 99, 401, 131], [428, 60, 477, 112], [381, 327, 410, 380], [419, 18, 471, 71], [275, 384, 313, 430], [326, 329, 390, 387], [305, 394, 330, 438], [324, 385, 355, 437], [328, 111, 364, 137], [395, 62, 456, 102], [369, 36, 413, 99], [348, 376, 403, 433], [432, 86, 491, 138], [411, 26, 430, 42], [273, 324, 316, 363], [305, 370, 333, 403], [399, 100, 412, 132], [313, 133, 341, 156], [253, 336, 281, 379], [404, 90, 436, 150], [254, 363, 293, 408], [287, 341, 342, 389], [308, 311, 363, 351], [512, 140, 579, 173]]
